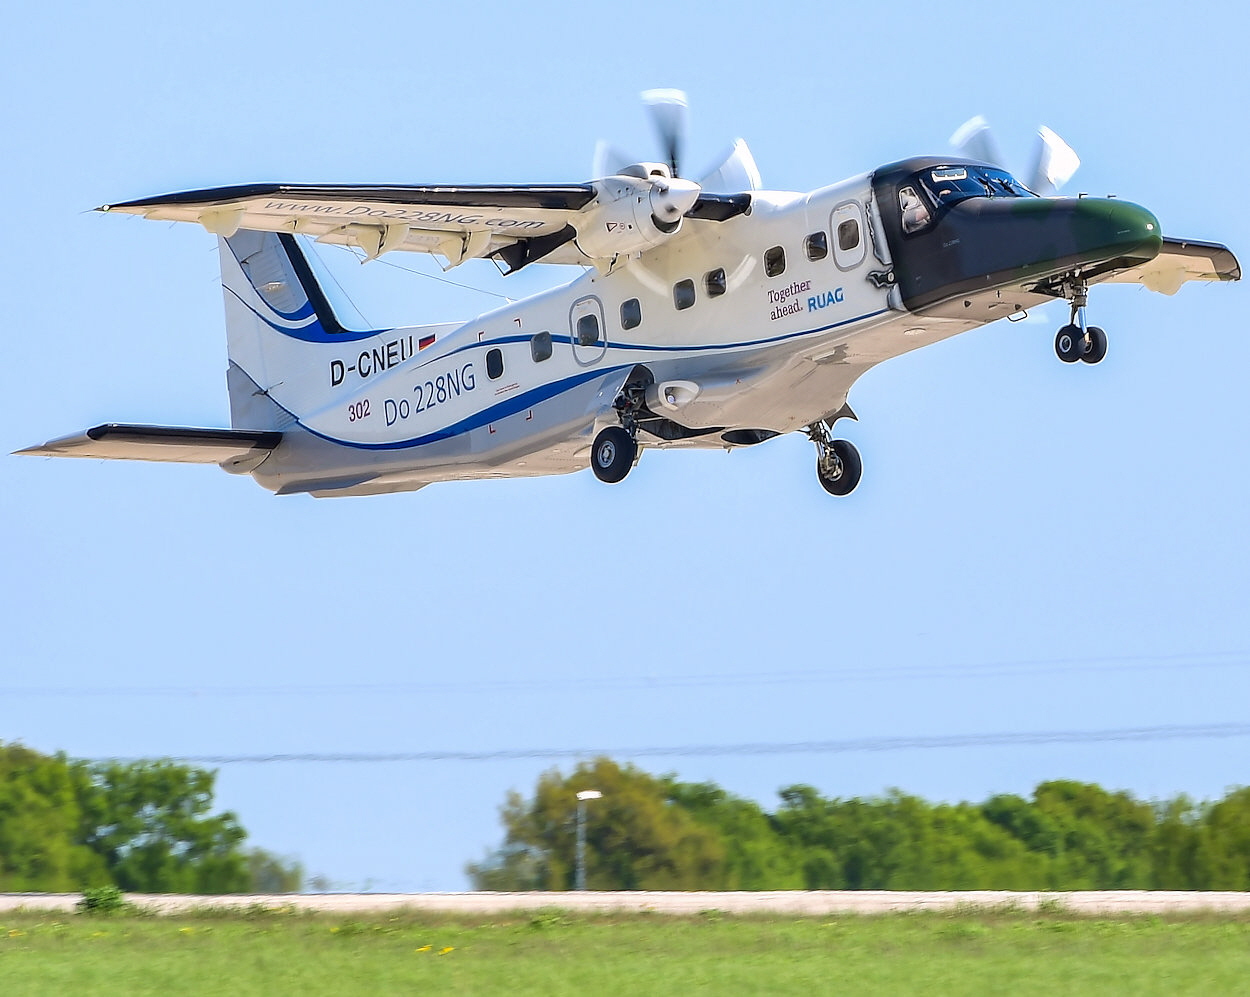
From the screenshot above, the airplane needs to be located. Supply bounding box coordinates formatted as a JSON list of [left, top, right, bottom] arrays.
[[18, 91, 1240, 498]]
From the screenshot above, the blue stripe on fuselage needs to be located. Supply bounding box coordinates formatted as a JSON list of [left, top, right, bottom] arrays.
[[292, 305, 891, 452]]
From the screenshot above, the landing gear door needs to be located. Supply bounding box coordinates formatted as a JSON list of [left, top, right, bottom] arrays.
[[570, 295, 607, 366]]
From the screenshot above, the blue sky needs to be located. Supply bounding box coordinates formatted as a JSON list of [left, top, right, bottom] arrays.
[[3, 1, 1248, 890]]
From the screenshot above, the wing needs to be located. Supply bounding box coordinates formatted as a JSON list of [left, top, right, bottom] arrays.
[[99, 181, 751, 272], [1095, 237, 1241, 295]]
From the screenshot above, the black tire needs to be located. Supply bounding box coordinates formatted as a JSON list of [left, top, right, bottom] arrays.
[[591, 426, 636, 483], [1055, 324, 1083, 363], [817, 439, 862, 496], [1081, 326, 1108, 364]]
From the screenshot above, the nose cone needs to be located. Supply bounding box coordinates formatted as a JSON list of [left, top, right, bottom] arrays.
[[889, 194, 1163, 313], [962, 195, 1163, 275], [649, 177, 701, 225], [1057, 196, 1162, 264]]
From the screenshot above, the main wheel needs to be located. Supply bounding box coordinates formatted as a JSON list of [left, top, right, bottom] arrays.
[[1055, 324, 1083, 363], [591, 426, 637, 483], [817, 439, 862, 496], [1080, 326, 1108, 364]]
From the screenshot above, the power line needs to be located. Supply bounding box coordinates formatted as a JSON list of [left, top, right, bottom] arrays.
[[9, 650, 1250, 699], [102, 721, 1250, 765]]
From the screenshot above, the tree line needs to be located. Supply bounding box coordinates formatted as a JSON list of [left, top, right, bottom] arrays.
[[0, 742, 301, 893], [467, 757, 1250, 891]]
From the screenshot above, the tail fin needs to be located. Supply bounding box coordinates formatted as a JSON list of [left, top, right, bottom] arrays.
[[218, 230, 357, 431]]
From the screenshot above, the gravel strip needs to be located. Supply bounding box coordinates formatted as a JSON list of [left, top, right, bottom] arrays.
[[4, 891, 1250, 915]]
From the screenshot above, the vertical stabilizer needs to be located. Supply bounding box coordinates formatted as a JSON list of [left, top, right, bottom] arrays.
[[218, 231, 351, 431]]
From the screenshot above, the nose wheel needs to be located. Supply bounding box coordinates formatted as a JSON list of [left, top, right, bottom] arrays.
[[1054, 279, 1108, 365], [806, 420, 862, 497]]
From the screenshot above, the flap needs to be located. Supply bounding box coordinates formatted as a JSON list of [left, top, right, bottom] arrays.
[[101, 182, 594, 268]]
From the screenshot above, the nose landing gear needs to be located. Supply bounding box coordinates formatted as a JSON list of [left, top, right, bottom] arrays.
[[806, 419, 862, 497], [1053, 279, 1108, 365]]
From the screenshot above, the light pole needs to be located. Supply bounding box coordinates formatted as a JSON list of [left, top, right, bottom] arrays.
[[575, 790, 602, 891]]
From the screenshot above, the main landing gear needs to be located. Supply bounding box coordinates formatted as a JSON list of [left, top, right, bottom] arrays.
[[806, 419, 862, 497], [1053, 278, 1108, 365], [591, 426, 637, 483]]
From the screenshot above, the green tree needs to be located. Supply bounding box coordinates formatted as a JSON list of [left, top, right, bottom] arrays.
[[71, 758, 251, 893], [1149, 794, 1203, 888], [245, 848, 304, 893], [1193, 787, 1250, 889], [465, 842, 547, 891], [472, 761, 1250, 893], [1030, 781, 1155, 888], [665, 780, 804, 889], [772, 787, 1044, 890], [0, 743, 108, 891], [468, 758, 727, 890]]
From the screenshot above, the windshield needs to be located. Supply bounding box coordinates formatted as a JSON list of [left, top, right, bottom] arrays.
[[919, 165, 1035, 205]]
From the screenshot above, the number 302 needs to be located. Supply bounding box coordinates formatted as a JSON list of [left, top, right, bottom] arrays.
[[347, 400, 371, 422]]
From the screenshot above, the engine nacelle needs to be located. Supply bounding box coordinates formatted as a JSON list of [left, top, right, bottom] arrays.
[[575, 176, 701, 261]]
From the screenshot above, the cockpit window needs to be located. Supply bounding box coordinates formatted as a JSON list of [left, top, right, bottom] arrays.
[[899, 185, 932, 235], [897, 165, 1036, 235], [920, 165, 1035, 205]]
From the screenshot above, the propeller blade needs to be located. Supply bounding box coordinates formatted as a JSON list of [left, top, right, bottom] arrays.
[[641, 88, 689, 177], [949, 115, 1006, 168], [591, 140, 638, 180], [698, 139, 763, 193], [1028, 126, 1080, 196]]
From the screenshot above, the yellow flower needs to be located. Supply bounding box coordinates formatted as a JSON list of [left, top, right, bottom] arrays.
[[329, 926, 340, 934], [415, 944, 432, 952], [438, 946, 455, 956], [8, 930, 23, 938], [179, 927, 194, 935]]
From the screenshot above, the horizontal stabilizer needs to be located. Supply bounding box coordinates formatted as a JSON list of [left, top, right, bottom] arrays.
[[16, 424, 281, 465]]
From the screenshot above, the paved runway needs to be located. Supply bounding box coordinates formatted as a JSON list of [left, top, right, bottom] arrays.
[[4, 891, 1250, 915]]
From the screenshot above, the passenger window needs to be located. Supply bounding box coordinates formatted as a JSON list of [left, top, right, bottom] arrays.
[[673, 279, 696, 310], [705, 268, 727, 297], [805, 232, 828, 261], [486, 347, 504, 379], [576, 314, 600, 347], [530, 331, 552, 363], [837, 220, 860, 252], [899, 186, 932, 234], [764, 246, 786, 277], [620, 298, 642, 330]]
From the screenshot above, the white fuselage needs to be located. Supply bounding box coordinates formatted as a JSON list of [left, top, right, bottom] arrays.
[[247, 175, 980, 496]]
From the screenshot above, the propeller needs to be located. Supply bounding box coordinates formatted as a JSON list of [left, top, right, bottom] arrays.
[[699, 139, 763, 195], [591, 89, 763, 194], [641, 88, 688, 177], [950, 115, 1080, 196]]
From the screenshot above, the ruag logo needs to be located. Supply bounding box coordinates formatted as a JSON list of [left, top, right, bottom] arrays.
[[808, 288, 845, 312]]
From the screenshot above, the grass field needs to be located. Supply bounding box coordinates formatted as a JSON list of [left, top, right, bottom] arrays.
[[2, 905, 1248, 996]]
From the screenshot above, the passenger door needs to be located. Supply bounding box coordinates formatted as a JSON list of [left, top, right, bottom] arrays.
[[570, 295, 607, 366]]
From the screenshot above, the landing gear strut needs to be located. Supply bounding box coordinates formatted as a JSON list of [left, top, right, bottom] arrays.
[[591, 379, 645, 484], [806, 420, 862, 496], [1054, 278, 1108, 365]]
